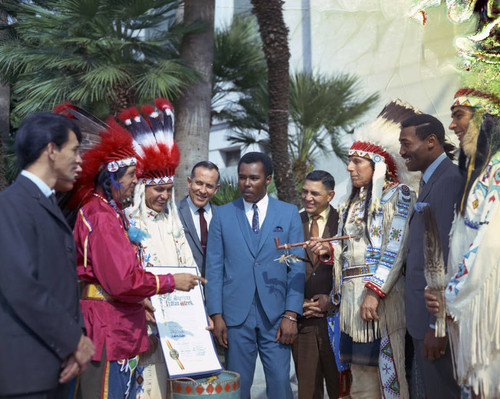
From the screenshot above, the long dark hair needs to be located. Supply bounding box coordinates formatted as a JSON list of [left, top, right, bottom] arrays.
[[95, 166, 130, 227], [458, 114, 500, 214], [342, 159, 375, 243]]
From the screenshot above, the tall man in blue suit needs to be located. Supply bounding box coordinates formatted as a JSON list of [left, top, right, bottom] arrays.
[[206, 152, 305, 399], [399, 114, 463, 398]]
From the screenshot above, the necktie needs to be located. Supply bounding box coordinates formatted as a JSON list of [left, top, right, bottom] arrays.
[[252, 203, 259, 234], [310, 215, 320, 238], [198, 208, 208, 253], [419, 177, 425, 195]]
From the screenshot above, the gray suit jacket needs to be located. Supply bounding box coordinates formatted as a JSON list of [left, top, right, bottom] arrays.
[[177, 196, 216, 277], [0, 175, 83, 395], [405, 156, 464, 339]]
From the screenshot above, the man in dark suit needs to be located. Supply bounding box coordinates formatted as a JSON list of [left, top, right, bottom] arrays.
[[0, 113, 94, 398], [292, 170, 340, 399], [400, 114, 463, 398], [206, 152, 305, 399], [177, 161, 220, 277]]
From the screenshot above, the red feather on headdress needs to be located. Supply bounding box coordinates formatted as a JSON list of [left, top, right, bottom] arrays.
[[69, 117, 136, 208], [120, 98, 179, 184]]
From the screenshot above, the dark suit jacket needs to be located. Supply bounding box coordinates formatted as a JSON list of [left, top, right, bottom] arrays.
[[0, 175, 83, 395], [299, 205, 339, 330], [405, 157, 464, 339], [177, 196, 217, 277], [206, 196, 305, 327]]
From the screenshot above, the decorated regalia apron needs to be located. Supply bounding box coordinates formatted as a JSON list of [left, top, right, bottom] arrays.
[[445, 152, 500, 398], [331, 183, 415, 399]]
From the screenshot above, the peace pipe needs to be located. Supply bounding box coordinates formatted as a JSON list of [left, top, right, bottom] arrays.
[[274, 235, 356, 250]]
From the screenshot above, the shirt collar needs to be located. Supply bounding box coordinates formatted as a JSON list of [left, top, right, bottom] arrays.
[[21, 170, 54, 198], [243, 193, 269, 213], [187, 195, 211, 213], [422, 152, 447, 184], [308, 205, 330, 222]]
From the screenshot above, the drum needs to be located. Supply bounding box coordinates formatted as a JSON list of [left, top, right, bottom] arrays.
[[171, 371, 240, 398]]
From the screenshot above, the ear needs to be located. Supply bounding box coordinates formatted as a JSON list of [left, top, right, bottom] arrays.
[[46, 142, 58, 161], [265, 175, 272, 187], [426, 134, 438, 149], [213, 183, 220, 195], [327, 190, 335, 202], [187, 176, 192, 185]]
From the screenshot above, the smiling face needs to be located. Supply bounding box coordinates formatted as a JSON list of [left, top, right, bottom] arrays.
[[399, 126, 435, 173], [111, 165, 138, 203], [449, 106, 476, 155], [238, 161, 271, 203], [187, 166, 220, 208], [51, 130, 82, 192], [145, 183, 173, 213], [301, 180, 334, 216], [347, 156, 374, 189]]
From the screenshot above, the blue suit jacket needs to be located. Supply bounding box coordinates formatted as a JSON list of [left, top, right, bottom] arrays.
[[405, 157, 464, 339], [205, 196, 305, 327]]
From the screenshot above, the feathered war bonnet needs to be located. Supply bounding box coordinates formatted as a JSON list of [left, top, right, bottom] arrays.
[[119, 98, 185, 239], [118, 98, 180, 186], [348, 99, 421, 212], [53, 103, 137, 209]]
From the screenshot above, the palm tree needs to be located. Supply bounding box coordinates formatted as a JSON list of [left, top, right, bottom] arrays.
[[288, 72, 378, 182], [0, 0, 197, 119], [251, 0, 299, 206], [214, 12, 378, 190], [222, 70, 378, 186], [0, 0, 9, 190], [174, 0, 215, 199]]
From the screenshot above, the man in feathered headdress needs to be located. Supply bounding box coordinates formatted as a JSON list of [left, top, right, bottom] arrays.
[[309, 100, 420, 399], [70, 113, 204, 399], [120, 99, 199, 399], [425, 87, 500, 398]]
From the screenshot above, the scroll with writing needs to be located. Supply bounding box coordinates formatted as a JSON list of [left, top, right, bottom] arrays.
[[146, 266, 222, 378]]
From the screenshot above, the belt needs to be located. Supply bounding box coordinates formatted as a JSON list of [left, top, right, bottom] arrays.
[[80, 282, 116, 302], [343, 265, 376, 278]]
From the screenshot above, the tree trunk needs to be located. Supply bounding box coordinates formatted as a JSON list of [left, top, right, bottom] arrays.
[[251, 0, 299, 206], [174, 0, 215, 199], [0, 2, 10, 191]]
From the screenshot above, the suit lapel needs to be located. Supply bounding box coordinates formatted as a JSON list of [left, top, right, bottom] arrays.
[[256, 197, 278, 255], [418, 157, 452, 202], [180, 197, 203, 253], [411, 157, 452, 221], [235, 198, 258, 257], [19, 176, 72, 235]]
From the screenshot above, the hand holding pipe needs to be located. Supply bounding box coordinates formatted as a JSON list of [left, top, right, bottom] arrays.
[[274, 235, 356, 250]]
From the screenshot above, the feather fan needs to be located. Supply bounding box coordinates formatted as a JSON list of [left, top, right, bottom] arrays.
[[422, 205, 447, 337]]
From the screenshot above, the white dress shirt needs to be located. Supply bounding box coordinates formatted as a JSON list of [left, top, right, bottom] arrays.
[[243, 194, 269, 230], [186, 195, 213, 241], [21, 170, 54, 197]]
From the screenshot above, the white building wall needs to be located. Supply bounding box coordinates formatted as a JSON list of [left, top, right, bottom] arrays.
[[211, 0, 475, 202]]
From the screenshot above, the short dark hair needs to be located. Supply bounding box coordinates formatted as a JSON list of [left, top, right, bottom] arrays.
[[401, 114, 445, 145], [238, 152, 273, 177], [305, 170, 335, 191], [15, 112, 82, 169], [191, 161, 220, 184]]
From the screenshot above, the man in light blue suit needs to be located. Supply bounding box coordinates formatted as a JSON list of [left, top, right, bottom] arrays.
[[206, 152, 305, 399]]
